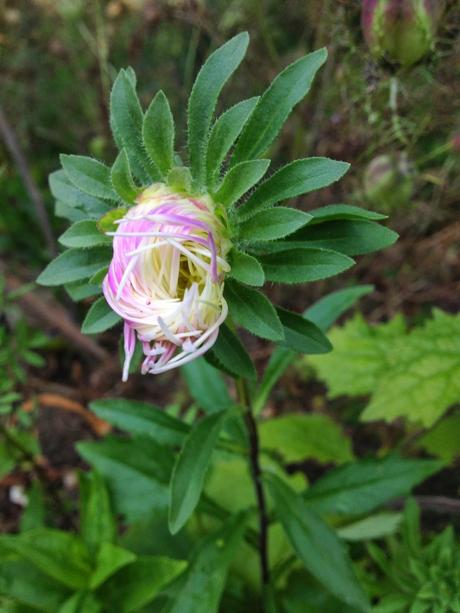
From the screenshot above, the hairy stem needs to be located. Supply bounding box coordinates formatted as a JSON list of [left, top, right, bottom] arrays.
[[236, 378, 270, 588]]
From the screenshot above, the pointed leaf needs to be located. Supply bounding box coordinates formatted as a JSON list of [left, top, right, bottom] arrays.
[[79, 471, 116, 555], [214, 159, 270, 208], [111, 149, 141, 203], [238, 207, 312, 241], [225, 279, 284, 341], [143, 90, 175, 177], [89, 542, 136, 589], [60, 154, 116, 201], [237, 157, 350, 221], [276, 307, 332, 354], [259, 247, 354, 284], [231, 48, 327, 165], [206, 96, 259, 188], [49, 169, 112, 218], [37, 248, 112, 286], [309, 203, 387, 224], [228, 248, 264, 286], [58, 220, 112, 249], [211, 323, 256, 381], [181, 358, 233, 413], [266, 474, 370, 612], [81, 296, 121, 334], [188, 32, 249, 185]]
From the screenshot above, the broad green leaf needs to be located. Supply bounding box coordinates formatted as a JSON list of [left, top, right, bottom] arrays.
[[89, 266, 109, 286], [89, 542, 136, 589], [211, 324, 257, 381], [50, 170, 112, 218], [81, 296, 121, 334], [238, 207, 312, 241], [77, 436, 174, 522], [111, 149, 141, 203], [214, 159, 270, 208], [258, 247, 354, 284], [0, 529, 91, 590], [266, 474, 370, 612], [275, 307, 332, 354], [188, 32, 249, 185], [304, 455, 442, 517], [337, 512, 402, 542], [289, 219, 398, 256], [280, 570, 357, 613], [181, 358, 233, 414], [304, 285, 374, 332], [419, 413, 460, 463], [260, 413, 353, 464], [98, 207, 128, 233], [361, 311, 460, 427], [19, 481, 45, 533], [225, 280, 284, 341], [143, 90, 175, 177], [0, 560, 68, 611], [60, 155, 116, 201], [55, 199, 88, 223], [58, 591, 101, 613], [253, 286, 374, 414], [110, 69, 158, 182], [37, 248, 112, 286], [206, 97, 258, 188], [169, 410, 227, 534], [228, 249, 264, 286], [168, 513, 247, 613], [90, 398, 189, 446], [79, 471, 116, 555], [58, 220, 111, 249], [231, 48, 327, 165], [100, 555, 186, 612], [237, 158, 350, 221], [308, 203, 387, 224]]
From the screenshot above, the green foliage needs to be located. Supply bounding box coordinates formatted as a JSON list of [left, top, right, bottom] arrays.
[[237, 207, 312, 241], [213, 159, 270, 207], [227, 249, 265, 286], [37, 248, 112, 286], [58, 220, 112, 249], [210, 324, 257, 381], [60, 155, 116, 201], [110, 150, 140, 204], [275, 307, 332, 354], [418, 413, 460, 463], [309, 310, 460, 427], [143, 90, 175, 178], [366, 500, 460, 612], [81, 297, 121, 335]]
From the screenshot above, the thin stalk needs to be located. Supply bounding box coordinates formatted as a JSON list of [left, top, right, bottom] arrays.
[[236, 377, 270, 589]]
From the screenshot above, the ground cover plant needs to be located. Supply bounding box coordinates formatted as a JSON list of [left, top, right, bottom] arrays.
[[0, 1, 459, 612]]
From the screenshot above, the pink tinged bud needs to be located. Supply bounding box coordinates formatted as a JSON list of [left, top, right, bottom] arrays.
[[103, 184, 231, 380], [362, 0, 445, 67]]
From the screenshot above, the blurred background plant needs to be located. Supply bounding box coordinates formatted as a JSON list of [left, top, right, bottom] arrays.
[[0, 0, 460, 610]]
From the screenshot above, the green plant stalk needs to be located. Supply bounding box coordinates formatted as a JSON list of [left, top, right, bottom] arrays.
[[236, 377, 270, 590]]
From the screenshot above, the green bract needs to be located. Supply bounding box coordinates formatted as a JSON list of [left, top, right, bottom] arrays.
[[37, 32, 396, 373]]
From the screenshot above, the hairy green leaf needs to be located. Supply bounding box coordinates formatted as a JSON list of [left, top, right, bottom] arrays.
[[214, 159, 270, 207], [308, 203, 387, 224], [58, 220, 112, 249], [211, 324, 257, 381], [50, 170, 112, 218], [238, 207, 312, 241], [111, 149, 141, 203], [37, 248, 112, 286], [60, 154, 116, 201], [228, 249, 264, 286], [143, 90, 175, 177], [81, 296, 121, 334], [276, 307, 332, 354]]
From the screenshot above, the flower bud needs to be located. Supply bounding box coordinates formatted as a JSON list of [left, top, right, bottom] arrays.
[[363, 152, 414, 210], [103, 184, 231, 380], [362, 0, 444, 67]]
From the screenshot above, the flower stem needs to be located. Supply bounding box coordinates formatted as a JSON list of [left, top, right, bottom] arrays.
[[236, 377, 270, 589]]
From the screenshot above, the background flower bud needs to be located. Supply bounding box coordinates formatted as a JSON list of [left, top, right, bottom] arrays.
[[363, 152, 414, 210], [362, 0, 445, 67]]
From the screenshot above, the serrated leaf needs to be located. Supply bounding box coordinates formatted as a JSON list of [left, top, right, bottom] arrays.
[[77, 436, 174, 522], [188, 32, 249, 185], [289, 219, 398, 256], [110, 69, 159, 182], [169, 410, 227, 534], [231, 48, 327, 165], [60, 155, 116, 201], [58, 220, 112, 248], [214, 159, 270, 208], [228, 249, 264, 286], [275, 307, 332, 354], [260, 413, 353, 464], [37, 248, 112, 286], [90, 398, 189, 446], [211, 324, 256, 381], [308, 203, 387, 224], [143, 90, 175, 177], [225, 279, 284, 341], [79, 471, 116, 555], [258, 247, 354, 284], [252, 285, 374, 414], [266, 474, 370, 612], [238, 207, 312, 241], [206, 96, 258, 189], [237, 158, 350, 221], [304, 455, 442, 517], [0, 529, 92, 590], [81, 296, 121, 334], [111, 149, 141, 203]]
